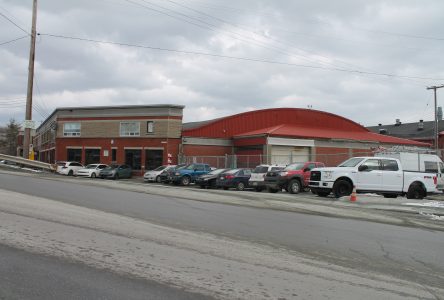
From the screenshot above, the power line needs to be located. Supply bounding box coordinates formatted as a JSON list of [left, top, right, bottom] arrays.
[[39, 33, 444, 81], [0, 11, 29, 35], [0, 35, 28, 46]]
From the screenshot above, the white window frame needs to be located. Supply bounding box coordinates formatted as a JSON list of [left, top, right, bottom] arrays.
[[63, 122, 81, 137], [147, 121, 154, 133], [120, 122, 140, 136]]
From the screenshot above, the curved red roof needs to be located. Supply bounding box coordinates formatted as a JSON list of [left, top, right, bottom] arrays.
[[182, 108, 429, 147]]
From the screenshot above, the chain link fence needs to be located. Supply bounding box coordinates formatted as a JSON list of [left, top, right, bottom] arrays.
[[179, 151, 384, 169]]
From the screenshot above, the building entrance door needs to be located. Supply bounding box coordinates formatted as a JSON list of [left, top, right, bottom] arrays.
[[125, 149, 141, 170], [145, 149, 163, 170]]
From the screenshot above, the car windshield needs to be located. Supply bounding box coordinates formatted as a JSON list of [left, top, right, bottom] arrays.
[[284, 163, 305, 171], [185, 164, 201, 170], [338, 158, 365, 167], [85, 164, 98, 169], [153, 166, 166, 171], [225, 169, 240, 174], [253, 166, 269, 173], [208, 169, 227, 175]]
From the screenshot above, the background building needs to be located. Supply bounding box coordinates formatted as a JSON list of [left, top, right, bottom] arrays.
[[34, 105, 184, 175], [182, 108, 428, 167]]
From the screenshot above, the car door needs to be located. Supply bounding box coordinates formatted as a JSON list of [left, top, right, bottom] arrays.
[[243, 169, 252, 186], [381, 159, 403, 192], [356, 159, 383, 191], [437, 162, 444, 190]]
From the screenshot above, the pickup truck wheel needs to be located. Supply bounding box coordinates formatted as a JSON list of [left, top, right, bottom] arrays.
[[288, 179, 301, 194], [407, 184, 425, 199], [382, 193, 397, 198], [236, 182, 245, 191], [333, 180, 352, 198], [255, 187, 263, 192], [181, 176, 191, 186]]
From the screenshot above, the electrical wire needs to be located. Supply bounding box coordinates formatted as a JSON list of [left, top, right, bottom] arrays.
[[0, 35, 28, 46], [0, 11, 30, 35], [39, 33, 444, 81]]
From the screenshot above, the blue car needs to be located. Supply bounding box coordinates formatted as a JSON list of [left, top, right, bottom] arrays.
[[170, 163, 212, 186]]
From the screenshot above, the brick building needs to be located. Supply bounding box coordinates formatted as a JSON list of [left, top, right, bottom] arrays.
[[181, 108, 429, 167], [34, 105, 183, 174]]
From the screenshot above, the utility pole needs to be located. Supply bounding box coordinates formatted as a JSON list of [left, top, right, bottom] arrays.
[[427, 84, 444, 154], [23, 0, 38, 159]]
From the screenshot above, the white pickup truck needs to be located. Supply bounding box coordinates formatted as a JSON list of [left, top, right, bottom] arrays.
[[309, 153, 444, 199]]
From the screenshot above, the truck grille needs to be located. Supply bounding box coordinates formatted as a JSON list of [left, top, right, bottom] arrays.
[[310, 171, 321, 181]]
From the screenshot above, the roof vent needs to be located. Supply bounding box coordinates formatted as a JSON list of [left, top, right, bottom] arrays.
[[379, 128, 387, 134], [418, 120, 424, 131], [395, 119, 401, 126], [378, 123, 382, 127]]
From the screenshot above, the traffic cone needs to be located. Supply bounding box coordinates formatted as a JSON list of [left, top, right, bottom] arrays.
[[350, 186, 357, 202]]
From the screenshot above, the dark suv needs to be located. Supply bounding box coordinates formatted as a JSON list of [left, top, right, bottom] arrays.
[[264, 161, 325, 194]]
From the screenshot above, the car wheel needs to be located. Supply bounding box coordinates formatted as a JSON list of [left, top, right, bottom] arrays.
[[199, 185, 206, 189], [114, 173, 119, 180], [407, 184, 425, 199], [332, 179, 352, 198], [223, 187, 229, 190], [255, 187, 262, 192], [91, 173, 96, 178], [68, 170, 74, 176], [156, 176, 161, 183], [181, 176, 191, 186], [210, 180, 217, 189], [288, 179, 301, 194], [236, 182, 245, 191]]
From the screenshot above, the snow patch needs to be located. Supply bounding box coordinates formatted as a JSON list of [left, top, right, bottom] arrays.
[[403, 201, 444, 208]]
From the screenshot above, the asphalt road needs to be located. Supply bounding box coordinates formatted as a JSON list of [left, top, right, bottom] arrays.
[[1, 173, 443, 290], [0, 244, 212, 300]]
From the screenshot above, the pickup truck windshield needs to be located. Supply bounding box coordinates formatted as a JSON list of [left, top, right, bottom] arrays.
[[338, 158, 365, 167], [284, 163, 305, 171]]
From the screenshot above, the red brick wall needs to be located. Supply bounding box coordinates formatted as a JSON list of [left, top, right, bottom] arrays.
[[182, 144, 233, 156], [56, 137, 181, 174], [315, 147, 351, 167]]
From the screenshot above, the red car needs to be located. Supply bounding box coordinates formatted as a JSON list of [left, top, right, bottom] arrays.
[[264, 161, 325, 194]]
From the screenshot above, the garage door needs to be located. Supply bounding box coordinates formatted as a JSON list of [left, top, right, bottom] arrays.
[[271, 146, 310, 165]]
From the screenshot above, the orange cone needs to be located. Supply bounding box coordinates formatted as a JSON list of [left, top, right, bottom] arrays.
[[350, 186, 357, 202]]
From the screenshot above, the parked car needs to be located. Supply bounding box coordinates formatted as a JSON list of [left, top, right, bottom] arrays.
[[161, 164, 187, 183], [76, 164, 108, 178], [264, 161, 325, 194], [195, 168, 230, 189], [57, 161, 84, 176], [99, 164, 132, 179], [216, 168, 252, 191], [144, 165, 176, 183], [309, 154, 444, 199], [170, 163, 212, 186], [249, 164, 286, 192]]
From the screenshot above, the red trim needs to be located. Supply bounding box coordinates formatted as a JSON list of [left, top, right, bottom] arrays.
[[57, 116, 182, 121]]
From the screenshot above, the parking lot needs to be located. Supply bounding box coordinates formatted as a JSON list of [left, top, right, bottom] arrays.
[[1, 163, 444, 231]]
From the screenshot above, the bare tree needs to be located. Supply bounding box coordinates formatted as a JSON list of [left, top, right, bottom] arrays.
[[0, 119, 20, 155]]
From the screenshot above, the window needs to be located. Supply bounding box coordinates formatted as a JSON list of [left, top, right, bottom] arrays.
[[63, 123, 81, 136], [361, 159, 380, 171], [244, 169, 251, 176], [67, 149, 82, 162], [120, 122, 140, 136], [85, 149, 100, 165], [306, 163, 316, 171], [425, 161, 438, 173], [381, 159, 399, 171], [147, 121, 154, 133]]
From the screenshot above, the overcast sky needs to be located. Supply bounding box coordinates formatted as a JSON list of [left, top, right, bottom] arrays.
[[1, 0, 443, 128]]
